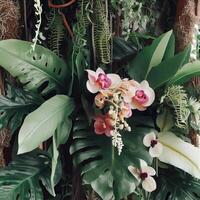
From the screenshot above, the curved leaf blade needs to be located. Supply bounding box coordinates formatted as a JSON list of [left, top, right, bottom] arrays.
[[128, 30, 172, 81], [0, 39, 69, 94], [18, 95, 75, 154], [147, 47, 190, 88], [158, 132, 200, 179], [168, 60, 200, 85]]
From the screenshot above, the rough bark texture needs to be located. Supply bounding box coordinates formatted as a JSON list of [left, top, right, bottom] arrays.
[[174, 0, 200, 52], [174, 0, 200, 146], [0, 0, 21, 167]]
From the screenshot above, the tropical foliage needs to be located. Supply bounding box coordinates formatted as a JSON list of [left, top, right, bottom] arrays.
[[0, 1, 200, 200]]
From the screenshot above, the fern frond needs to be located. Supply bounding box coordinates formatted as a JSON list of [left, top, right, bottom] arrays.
[[161, 85, 190, 129], [47, 9, 65, 57], [93, 0, 111, 64]]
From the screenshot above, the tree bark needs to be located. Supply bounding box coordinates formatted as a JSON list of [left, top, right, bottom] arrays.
[[174, 0, 200, 146]]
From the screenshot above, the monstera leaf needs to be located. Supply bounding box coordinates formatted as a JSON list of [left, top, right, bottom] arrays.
[[70, 117, 152, 200], [151, 167, 200, 200], [0, 84, 43, 133], [0, 39, 69, 94], [0, 151, 54, 200]]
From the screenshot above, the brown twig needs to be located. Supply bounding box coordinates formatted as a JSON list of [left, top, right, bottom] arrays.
[[48, 0, 76, 38]]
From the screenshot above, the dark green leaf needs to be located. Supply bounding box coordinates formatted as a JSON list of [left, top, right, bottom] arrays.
[[128, 31, 173, 82], [70, 117, 153, 200], [146, 47, 190, 89], [0, 39, 69, 94], [0, 151, 53, 200], [168, 60, 200, 85], [151, 167, 200, 200], [0, 84, 43, 133], [113, 37, 137, 61]]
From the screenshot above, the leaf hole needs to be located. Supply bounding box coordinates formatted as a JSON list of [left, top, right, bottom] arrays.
[[33, 56, 36, 60], [53, 68, 56, 73], [45, 62, 48, 67], [58, 68, 62, 75]]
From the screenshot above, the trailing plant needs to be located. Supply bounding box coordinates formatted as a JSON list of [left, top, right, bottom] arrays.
[[47, 9, 65, 57]]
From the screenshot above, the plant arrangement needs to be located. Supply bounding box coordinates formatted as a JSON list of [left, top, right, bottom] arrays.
[[1, 1, 200, 200]]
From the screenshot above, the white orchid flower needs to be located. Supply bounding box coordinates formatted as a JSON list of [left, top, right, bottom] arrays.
[[143, 132, 163, 157], [128, 160, 157, 192]]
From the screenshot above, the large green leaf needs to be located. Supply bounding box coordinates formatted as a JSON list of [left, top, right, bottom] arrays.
[[0, 39, 69, 94], [70, 117, 152, 200], [151, 167, 200, 200], [0, 84, 43, 133], [168, 60, 200, 85], [0, 151, 53, 200], [18, 95, 75, 154], [128, 30, 173, 81], [146, 47, 190, 89]]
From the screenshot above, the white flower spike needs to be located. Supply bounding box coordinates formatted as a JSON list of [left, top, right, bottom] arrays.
[[143, 132, 163, 157], [128, 160, 157, 192]]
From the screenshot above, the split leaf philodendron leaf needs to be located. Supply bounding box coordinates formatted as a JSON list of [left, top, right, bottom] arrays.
[[158, 132, 200, 179], [0, 39, 69, 94], [70, 117, 152, 200], [168, 60, 200, 85], [128, 30, 172, 82], [18, 95, 75, 154], [0, 151, 52, 200]]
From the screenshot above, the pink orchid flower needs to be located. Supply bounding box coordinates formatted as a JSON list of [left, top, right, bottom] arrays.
[[94, 114, 114, 136], [128, 160, 157, 192], [125, 80, 155, 111], [119, 103, 132, 121], [143, 132, 163, 157], [86, 68, 121, 93]]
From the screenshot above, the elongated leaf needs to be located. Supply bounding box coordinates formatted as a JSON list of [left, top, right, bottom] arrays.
[[147, 47, 190, 88], [0, 151, 52, 200], [128, 30, 172, 81], [70, 117, 152, 200], [158, 132, 200, 179], [169, 60, 200, 85], [0, 84, 43, 133], [0, 39, 69, 94], [18, 95, 75, 154]]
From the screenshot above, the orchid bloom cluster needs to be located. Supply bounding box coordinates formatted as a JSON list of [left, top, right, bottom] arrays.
[[86, 68, 155, 155]]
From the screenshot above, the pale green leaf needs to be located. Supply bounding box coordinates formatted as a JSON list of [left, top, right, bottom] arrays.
[[18, 95, 75, 154], [158, 132, 200, 179]]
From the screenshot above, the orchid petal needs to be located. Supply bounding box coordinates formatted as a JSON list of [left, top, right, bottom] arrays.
[[107, 74, 122, 88], [128, 166, 140, 181], [96, 67, 105, 75], [86, 81, 99, 93], [149, 142, 163, 158], [143, 132, 156, 147], [86, 69, 98, 81], [142, 176, 157, 192], [142, 166, 156, 176]]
